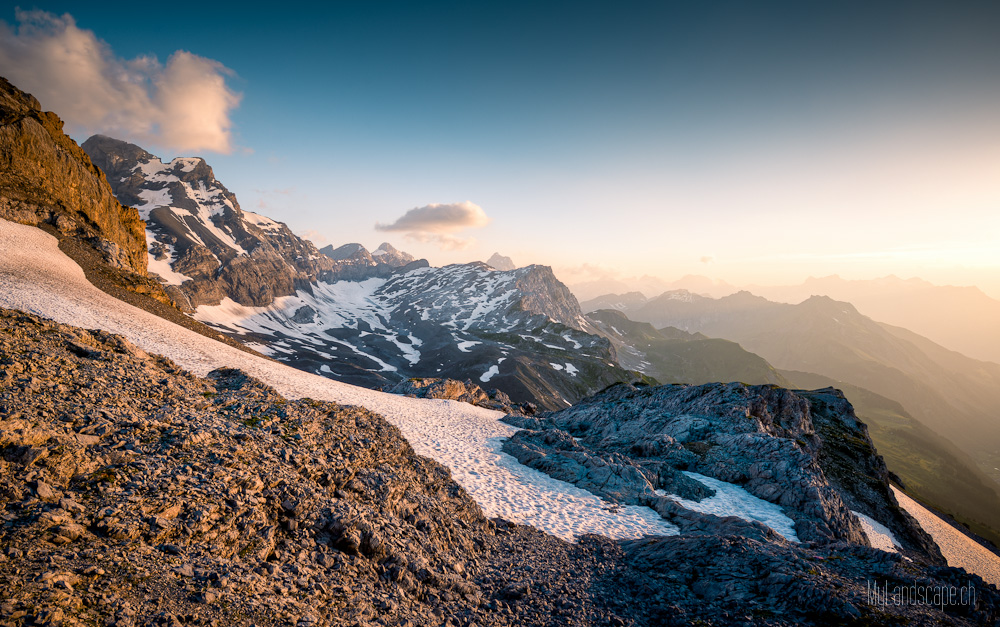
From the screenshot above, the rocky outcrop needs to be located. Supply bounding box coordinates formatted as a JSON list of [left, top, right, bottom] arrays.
[[503, 381, 941, 553], [0, 77, 146, 274], [81, 135, 334, 311], [386, 377, 529, 414], [512, 265, 588, 330]]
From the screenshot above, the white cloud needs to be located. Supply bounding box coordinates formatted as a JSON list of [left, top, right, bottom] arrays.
[[0, 10, 241, 153], [375, 201, 489, 250]]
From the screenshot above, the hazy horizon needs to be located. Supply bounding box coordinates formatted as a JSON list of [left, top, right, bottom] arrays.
[[2, 2, 997, 299]]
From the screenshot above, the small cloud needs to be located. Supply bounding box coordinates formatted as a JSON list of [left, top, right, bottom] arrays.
[[700, 255, 714, 264], [376, 201, 489, 233], [375, 201, 489, 250], [0, 10, 241, 153]]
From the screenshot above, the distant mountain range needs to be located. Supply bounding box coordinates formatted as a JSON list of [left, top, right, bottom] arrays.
[[749, 275, 1000, 364], [580, 274, 1000, 365]]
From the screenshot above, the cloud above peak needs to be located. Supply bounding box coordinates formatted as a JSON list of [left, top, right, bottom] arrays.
[[0, 10, 241, 153], [375, 201, 490, 250]]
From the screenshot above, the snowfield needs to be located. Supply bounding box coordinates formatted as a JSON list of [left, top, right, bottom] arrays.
[[892, 487, 1000, 587], [0, 220, 674, 542]]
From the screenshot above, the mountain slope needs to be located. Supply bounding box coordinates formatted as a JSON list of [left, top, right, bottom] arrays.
[[82, 135, 334, 311], [585, 309, 789, 387], [5, 222, 999, 624], [193, 262, 647, 409]]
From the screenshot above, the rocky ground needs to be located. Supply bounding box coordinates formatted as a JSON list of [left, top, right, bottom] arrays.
[[1, 308, 998, 626], [385, 378, 533, 416]]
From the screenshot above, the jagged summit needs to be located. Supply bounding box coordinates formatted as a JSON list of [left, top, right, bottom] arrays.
[[372, 241, 415, 266], [82, 134, 333, 310], [320, 242, 371, 262], [319, 241, 416, 267], [486, 252, 515, 271]]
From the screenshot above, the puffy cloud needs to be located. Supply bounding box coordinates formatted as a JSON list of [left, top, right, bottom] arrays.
[[375, 201, 489, 250], [0, 10, 241, 153], [700, 255, 714, 264]]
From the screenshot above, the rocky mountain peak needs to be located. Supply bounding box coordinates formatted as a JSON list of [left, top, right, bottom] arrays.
[[486, 252, 515, 271], [81, 134, 333, 311], [320, 242, 373, 262], [512, 265, 587, 330], [372, 242, 415, 266]]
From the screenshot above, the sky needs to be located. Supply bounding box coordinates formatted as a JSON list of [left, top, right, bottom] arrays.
[[1, 1, 998, 297]]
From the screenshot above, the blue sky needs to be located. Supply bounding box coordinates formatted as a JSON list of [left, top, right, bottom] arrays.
[[2, 1, 998, 295]]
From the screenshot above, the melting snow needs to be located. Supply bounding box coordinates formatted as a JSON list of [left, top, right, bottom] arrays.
[[658, 472, 799, 542], [480, 365, 500, 383], [561, 333, 582, 349], [146, 242, 193, 286], [852, 511, 900, 553], [134, 188, 173, 218], [456, 340, 481, 352], [0, 219, 677, 542], [243, 210, 283, 231], [564, 363, 578, 376]]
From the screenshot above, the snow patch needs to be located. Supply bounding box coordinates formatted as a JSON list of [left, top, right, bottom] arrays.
[[658, 472, 799, 542], [852, 511, 900, 553], [480, 365, 500, 383]]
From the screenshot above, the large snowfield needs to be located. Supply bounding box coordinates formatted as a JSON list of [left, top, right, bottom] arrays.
[[892, 487, 1000, 586], [2, 219, 999, 589]]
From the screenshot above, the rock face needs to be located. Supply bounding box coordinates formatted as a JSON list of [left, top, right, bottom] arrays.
[[194, 261, 645, 410], [486, 253, 515, 271], [503, 381, 939, 552], [81, 135, 334, 311], [0, 78, 146, 274], [386, 377, 527, 414], [2, 308, 997, 626]]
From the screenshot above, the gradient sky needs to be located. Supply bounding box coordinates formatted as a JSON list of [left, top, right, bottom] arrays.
[[2, 1, 999, 297]]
